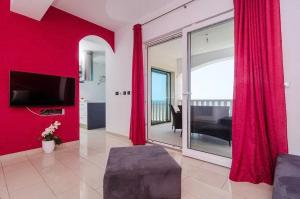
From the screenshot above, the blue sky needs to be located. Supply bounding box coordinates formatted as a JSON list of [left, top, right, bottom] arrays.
[[191, 59, 234, 100], [152, 71, 167, 101]]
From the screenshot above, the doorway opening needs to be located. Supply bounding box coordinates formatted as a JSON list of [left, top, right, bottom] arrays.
[[147, 37, 183, 148], [78, 35, 113, 152]]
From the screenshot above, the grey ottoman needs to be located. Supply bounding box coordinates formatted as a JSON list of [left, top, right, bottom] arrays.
[[273, 154, 300, 199], [103, 145, 181, 199]]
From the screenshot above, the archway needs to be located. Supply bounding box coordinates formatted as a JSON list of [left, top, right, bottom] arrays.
[[78, 35, 114, 151]]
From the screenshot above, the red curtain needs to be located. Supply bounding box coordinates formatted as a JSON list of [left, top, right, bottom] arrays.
[[230, 0, 288, 184], [129, 24, 146, 145]]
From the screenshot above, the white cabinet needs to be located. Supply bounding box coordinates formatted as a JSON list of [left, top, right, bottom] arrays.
[[80, 100, 88, 125]]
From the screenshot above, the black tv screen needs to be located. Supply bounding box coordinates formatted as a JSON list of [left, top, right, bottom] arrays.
[[10, 71, 75, 106]]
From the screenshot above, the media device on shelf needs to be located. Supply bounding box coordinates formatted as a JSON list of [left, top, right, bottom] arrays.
[[10, 71, 75, 106]]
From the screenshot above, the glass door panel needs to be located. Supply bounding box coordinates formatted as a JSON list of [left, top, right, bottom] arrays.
[[147, 37, 182, 147], [182, 14, 234, 167]]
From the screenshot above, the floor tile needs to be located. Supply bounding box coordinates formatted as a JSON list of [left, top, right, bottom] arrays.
[[2, 160, 33, 174], [72, 159, 105, 190], [40, 163, 81, 194], [4, 161, 44, 192], [0, 186, 10, 199], [0, 165, 6, 187], [201, 161, 230, 177], [84, 153, 108, 168], [182, 191, 202, 199], [28, 153, 58, 170], [193, 167, 228, 188], [9, 182, 55, 199], [57, 181, 101, 199], [0, 163, 9, 199], [223, 180, 273, 199], [0, 154, 28, 167], [182, 177, 243, 199]]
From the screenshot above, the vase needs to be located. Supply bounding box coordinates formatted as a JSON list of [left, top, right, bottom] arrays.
[[42, 140, 55, 153]]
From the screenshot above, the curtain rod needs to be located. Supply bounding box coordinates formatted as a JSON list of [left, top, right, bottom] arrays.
[[141, 0, 195, 26]]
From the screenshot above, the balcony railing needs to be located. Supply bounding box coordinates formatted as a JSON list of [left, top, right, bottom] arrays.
[[151, 100, 171, 125], [151, 99, 232, 125], [178, 99, 233, 116]]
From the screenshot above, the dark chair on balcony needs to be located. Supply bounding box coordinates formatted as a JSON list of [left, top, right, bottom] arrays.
[[170, 105, 182, 133], [178, 105, 182, 113]]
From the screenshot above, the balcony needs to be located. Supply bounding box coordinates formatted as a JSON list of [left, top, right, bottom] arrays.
[[151, 99, 232, 125], [184, 99, 232, 116]]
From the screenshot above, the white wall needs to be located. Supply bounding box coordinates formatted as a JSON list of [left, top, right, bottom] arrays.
[[106, 26, 133, 136], [281, 0, 300, 155]]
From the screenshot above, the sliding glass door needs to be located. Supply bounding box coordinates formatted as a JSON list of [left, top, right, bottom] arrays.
[[182, 13, 234, 167], [146, 11, 234, 167], [147, 37, 182, 147]]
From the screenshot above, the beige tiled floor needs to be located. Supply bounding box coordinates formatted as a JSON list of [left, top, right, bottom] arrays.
[[0, 129, 272, 199]]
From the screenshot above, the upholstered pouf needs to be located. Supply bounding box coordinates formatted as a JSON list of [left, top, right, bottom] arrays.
[[273, 154, 300, 199], [103, 145, 181, 199]]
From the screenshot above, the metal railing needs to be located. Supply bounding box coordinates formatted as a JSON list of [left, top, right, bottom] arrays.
[[178, 99, 233, 116], [151, 99, 232, 125], [151, 100, 171, 125]]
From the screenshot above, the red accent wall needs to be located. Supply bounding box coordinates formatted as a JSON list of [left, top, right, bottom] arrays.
[[0, 0, 114, 155]]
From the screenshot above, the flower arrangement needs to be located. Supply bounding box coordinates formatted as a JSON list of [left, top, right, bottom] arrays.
[[41, 121, 62, 145]]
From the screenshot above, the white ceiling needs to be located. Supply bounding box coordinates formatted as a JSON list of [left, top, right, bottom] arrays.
[[148, 37, 182, 71], [10, 0, 54, 21], [150, 20, 233, 60], [10, 0, 180, 31], [148, 20, 234, 71], [149, 38, 182, 60], [191, 20, 234, 55]]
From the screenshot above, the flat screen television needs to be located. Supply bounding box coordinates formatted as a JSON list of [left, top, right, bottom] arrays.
[[10, 71, 75, 106]]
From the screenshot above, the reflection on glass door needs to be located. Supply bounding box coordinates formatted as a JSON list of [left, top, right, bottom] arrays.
[[147, 37, 182, 147], [183, 16, 234, 166], [188, 20, 234, 158]]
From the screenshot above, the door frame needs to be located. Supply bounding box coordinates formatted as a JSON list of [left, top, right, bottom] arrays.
[[182, 11, 234, 168], [145, 35, 182, 148], [150, 67, 172, 125]]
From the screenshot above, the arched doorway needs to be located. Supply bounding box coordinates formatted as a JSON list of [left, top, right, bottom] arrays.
[[78, 35, 113, 148]]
